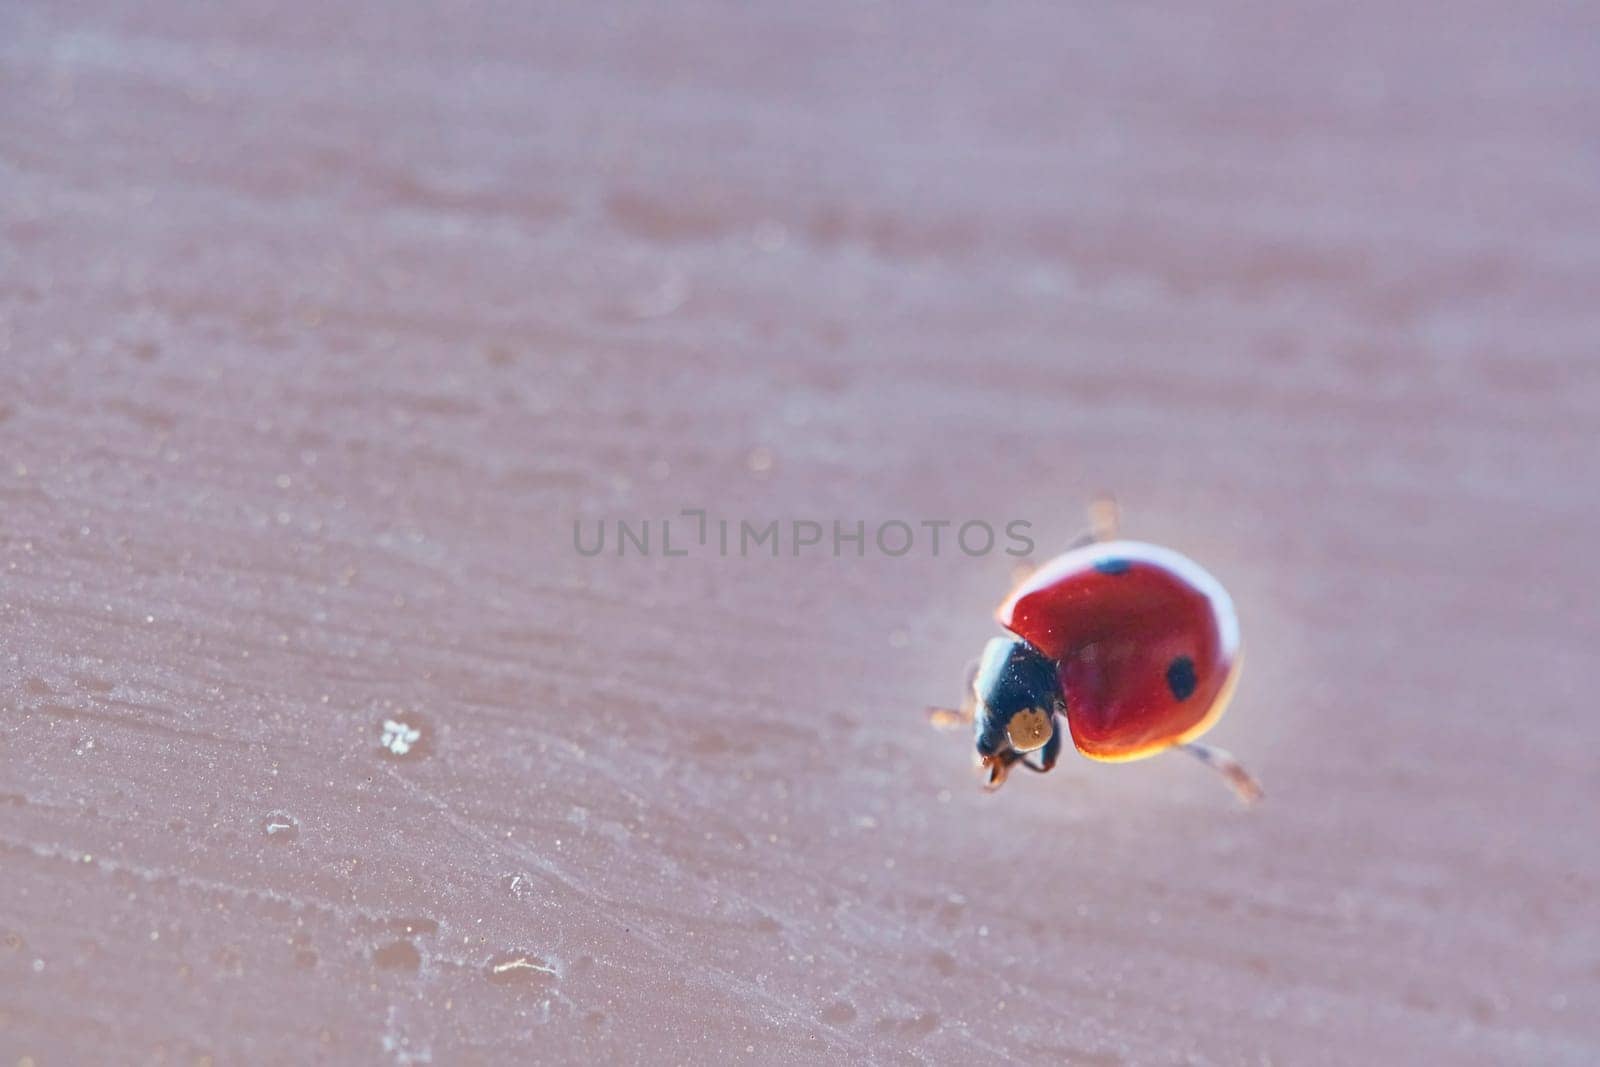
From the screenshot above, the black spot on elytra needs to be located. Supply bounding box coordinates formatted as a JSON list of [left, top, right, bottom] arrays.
[[1094, 558, 1132, 576], [1166, 656, 1198, 701]]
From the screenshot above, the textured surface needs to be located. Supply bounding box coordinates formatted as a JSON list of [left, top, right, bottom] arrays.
[[4, 2, 1600, 1064]]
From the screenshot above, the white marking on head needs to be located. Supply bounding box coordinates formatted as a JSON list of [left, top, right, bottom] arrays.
[[1007, 707, 1052, 753]]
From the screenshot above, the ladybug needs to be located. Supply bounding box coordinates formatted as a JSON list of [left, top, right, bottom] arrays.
[[930, 498, 1261, 802]]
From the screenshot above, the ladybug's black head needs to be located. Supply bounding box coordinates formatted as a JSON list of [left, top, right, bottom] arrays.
[[972, 637, 1060, 757]]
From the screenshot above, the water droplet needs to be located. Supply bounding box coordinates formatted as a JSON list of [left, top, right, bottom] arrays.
[[261, 812, 299, 841], [485, 950, 559, 987]]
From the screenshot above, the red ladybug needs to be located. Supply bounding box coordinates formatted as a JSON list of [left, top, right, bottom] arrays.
[[931, 499, 1261, 802]]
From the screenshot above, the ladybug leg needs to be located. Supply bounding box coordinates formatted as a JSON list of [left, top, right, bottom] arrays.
[[1030, 717, 1064, 771], [981, 731, 1062, 787], [1062, 493, 1122, 551], [1009, 715, 1063, 775], [927, 705, 970, 729], [1087, 493, 1120, 542], [979, 750, 1018, 790], [926, 659, 980, 730], [1179, 742, 1264, 805]]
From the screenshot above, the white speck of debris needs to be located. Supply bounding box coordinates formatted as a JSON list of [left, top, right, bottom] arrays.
[[381, 719, 422, 756], [262, 812, 299, 840], [492, 955, 558, 979]]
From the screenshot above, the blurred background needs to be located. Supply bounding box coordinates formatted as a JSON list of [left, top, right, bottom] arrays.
[[2, 2, 1598, 1063]]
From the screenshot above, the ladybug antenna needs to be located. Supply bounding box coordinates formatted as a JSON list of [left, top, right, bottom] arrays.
[[1179, 742, 1263, 805]]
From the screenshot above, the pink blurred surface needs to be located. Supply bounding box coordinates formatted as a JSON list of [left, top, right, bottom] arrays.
[[3, 2, 1599, 1063]]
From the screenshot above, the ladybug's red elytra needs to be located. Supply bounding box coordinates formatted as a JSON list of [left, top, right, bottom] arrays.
[[930, 498, 1261, 803]]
